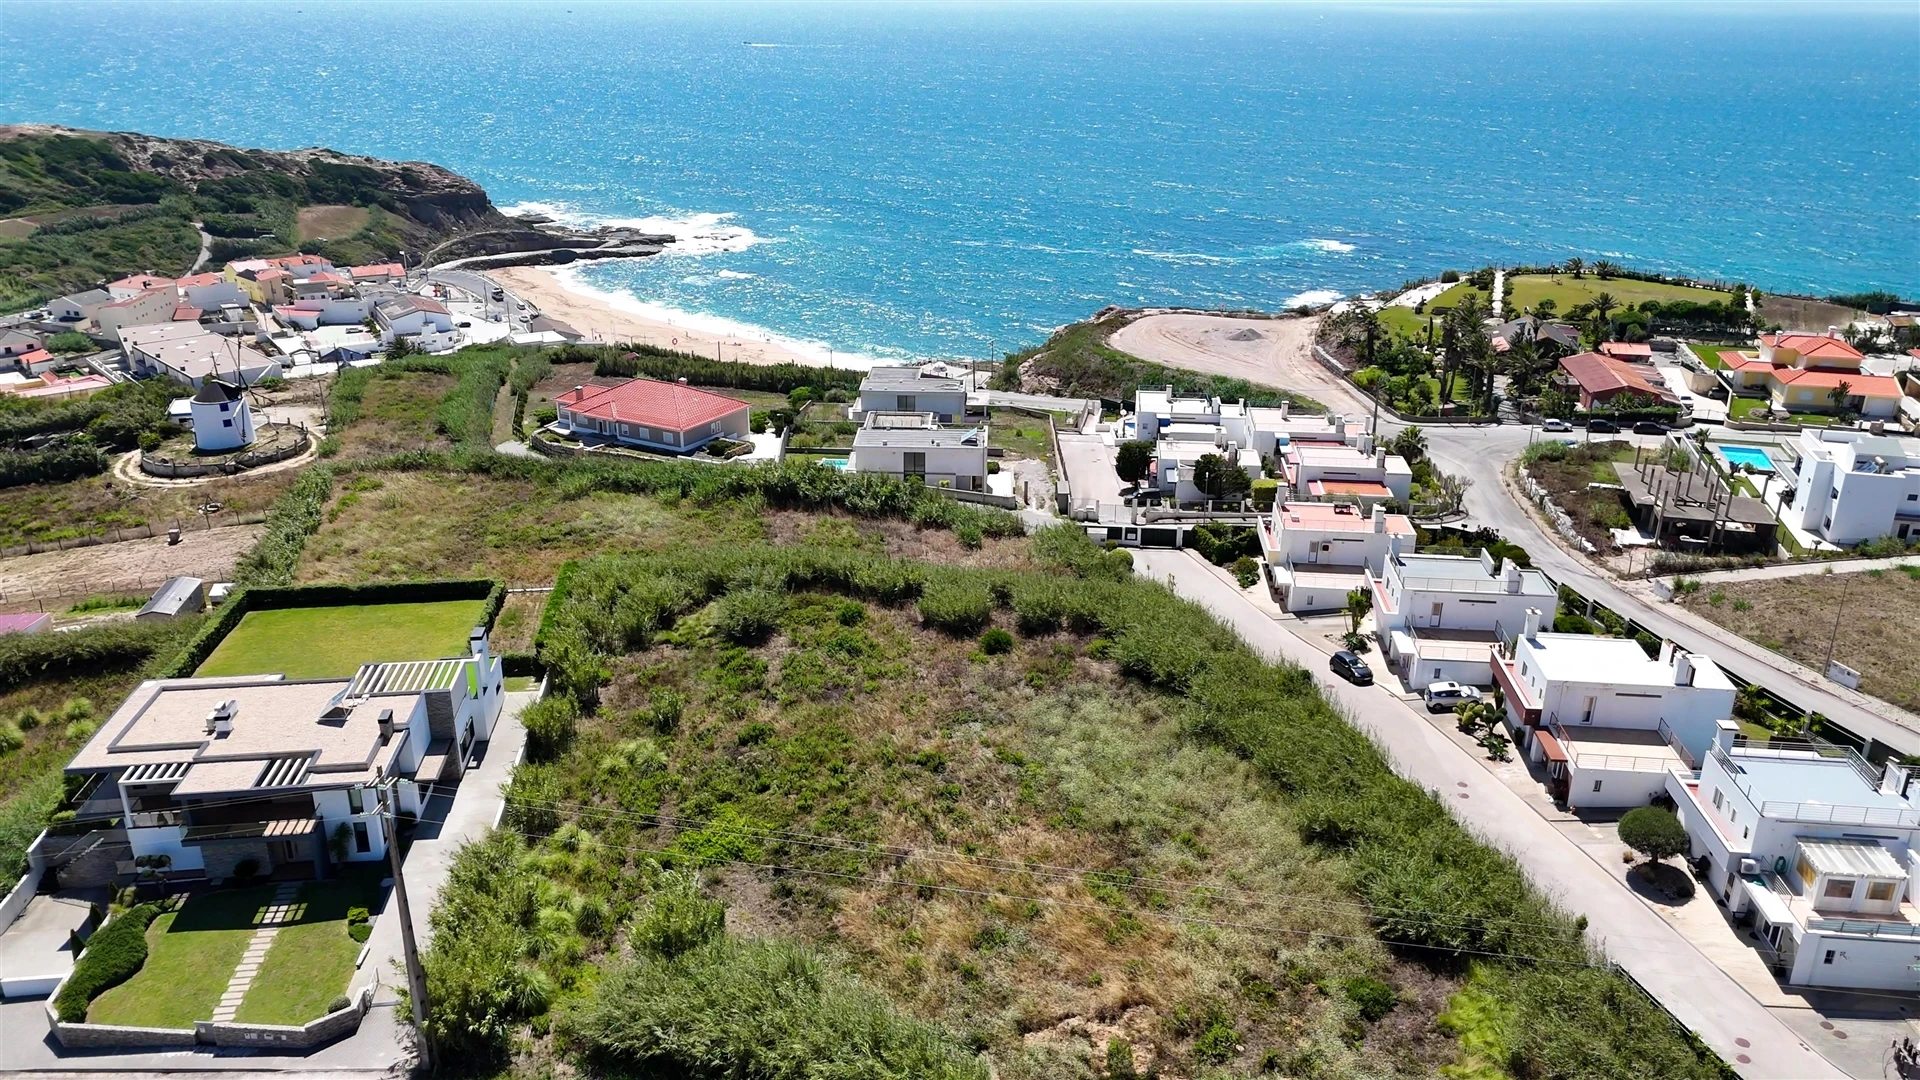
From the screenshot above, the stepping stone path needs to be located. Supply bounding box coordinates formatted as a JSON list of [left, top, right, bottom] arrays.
[[210, 881, 301, 1023]]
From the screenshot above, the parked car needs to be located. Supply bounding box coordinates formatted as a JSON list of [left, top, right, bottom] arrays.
[[1424, 681, 1483, 712], [1632, 420, 1669, 435], [1586, 418, 1619, 433], [1541, 418, 1572, 432], [1330, 650, 1373, 686]]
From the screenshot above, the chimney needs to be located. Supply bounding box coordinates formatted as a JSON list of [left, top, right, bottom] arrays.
[[204, 699, 237, 736], [1674, 652, 1695, 687], [1387, 533, 1402, 560], [1279, 401, 1290, 420], [1503, 558, 1522, 593], [377, 708, 395, 742], [1881, 761, 1912, 798], [1375, 446, 1387, 469], [1333, 414, 1347, 439], [1658, 638, 1675, 664], [1371, 504, 1386, 533], [1826, 325, 1839, 340], [677, 376, 688, 384], [1522, 608, 1541, 639]]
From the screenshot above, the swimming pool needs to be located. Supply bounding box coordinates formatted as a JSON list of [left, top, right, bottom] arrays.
[[814, 457, 851, 471], [1716, 445, 1775, 473]]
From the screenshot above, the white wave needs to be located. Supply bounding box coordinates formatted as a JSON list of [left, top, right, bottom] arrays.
[[550, 265, 901, 371], [1297, 238, 1356, 254], [497, 200, 771, 256], [715, 269, 756, 280], [1282, 289, 1345, 309], [1132, 248, 1234, 265]]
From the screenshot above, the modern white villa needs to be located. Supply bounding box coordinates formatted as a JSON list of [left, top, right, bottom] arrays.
[[1367, 550, 1557, 687], [1785, 428, 1920, 546], [853, 366, 970, 423], [53, 631, 503, 883], [848, 411, 988, 491], [1667, 741, 1920, 991], [1260, 502, 1415, 614], [1493, 618, 1739, 809], [1280, 442, 1413, 505], [1150, 422, 1264, 503]]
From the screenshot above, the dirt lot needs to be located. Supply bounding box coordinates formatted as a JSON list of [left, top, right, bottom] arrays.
[[295, 204, 371, 242], [0, 523, 264, 612], [1756, 294, 1869, 334], [1678, 566, 1920, 713], [1107, 312, 1370, 413]]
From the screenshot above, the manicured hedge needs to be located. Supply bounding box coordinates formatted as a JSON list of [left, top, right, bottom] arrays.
[[54, 903, 160, 1022]]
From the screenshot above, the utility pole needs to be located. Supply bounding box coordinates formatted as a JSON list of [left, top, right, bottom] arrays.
[[378, 780, 432, 1072], [1822, 572, 1853, 676]]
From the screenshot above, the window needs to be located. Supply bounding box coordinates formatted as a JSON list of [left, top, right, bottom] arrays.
[[1591, 780, 1603, 793], [1868, 881, 1897, 902], [218, 402, 229, 412], [1710, 788, 1723, 810], [222, 419, 232, 427], [1908, 493, 1917, 502], [1822, 877, 1856, 901], [352, 821, 371, 854], [348, 787, 364, 814], [1822, 949, 1836, 965]]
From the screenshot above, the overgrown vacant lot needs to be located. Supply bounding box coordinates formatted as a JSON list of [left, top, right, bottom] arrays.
[[326, 371, 457, 458], [194, 599, 490, 678], [420, 533, 1725, 1080], [1679, 565, 1920, 712], [0, 469, 294, 549], [1517, 439, 1638, 553]]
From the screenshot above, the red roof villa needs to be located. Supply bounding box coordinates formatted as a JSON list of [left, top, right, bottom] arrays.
[[554, 376, 752, 453]]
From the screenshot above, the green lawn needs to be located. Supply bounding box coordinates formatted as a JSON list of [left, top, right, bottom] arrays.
[[989, 411, 1055, 469], [504, 674, 539, 692], [236, 869, 385, 1025], [1727, 395, 1844, 427], [195, 600, 489, 678], [88, 886, 280, 1028], [1506, 274, 1731, 315], [1377, 304, 1438, 342], [1687, 343, 1739, 369]]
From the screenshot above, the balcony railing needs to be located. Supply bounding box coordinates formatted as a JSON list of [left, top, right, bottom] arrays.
[[1805, 916, 1920, 940], [1656, 717, 1699, 770], [127, 809, 185, 828], [1548, 716, 1681, 774], [1757, 801, 1920, 828]]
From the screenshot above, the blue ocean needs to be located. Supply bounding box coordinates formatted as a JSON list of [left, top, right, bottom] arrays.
[[2, 1, 1915, 362]]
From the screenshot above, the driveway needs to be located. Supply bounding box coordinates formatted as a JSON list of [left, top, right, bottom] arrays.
[[1055, 432, 1121, 511], [1132, 548, 1845, 1080], [0, 692, 534, 1074]]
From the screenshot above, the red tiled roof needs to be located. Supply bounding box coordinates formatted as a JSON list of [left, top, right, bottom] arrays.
[[1600, 341, 1653, 359], [1774, 369, 1901, 396], [253, 268, 288, 281], [269, 254, 331, 269], [172, 304, 201, 321], [1308, 480, 1393, 497], [1760, 333, 1862, 362], [13, 348, 52, 366], [102, 287, 172, 309], [1558, 351, 1676, 402], [108, 273, 175, 293], [556, 378, 749, 433], [178, 272, 226, 288], [1535, 730, 1568, 763], [349, 262, 404, 279]]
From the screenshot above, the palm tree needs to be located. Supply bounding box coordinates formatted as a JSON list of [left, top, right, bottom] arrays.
[[1564, 257, 1585, 279], [1827, 380, 1853, 411], [1593, 260, 1619, 279], [1592, 291, 1619, 330]]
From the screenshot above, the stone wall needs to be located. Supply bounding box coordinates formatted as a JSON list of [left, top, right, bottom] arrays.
[[197, 837, 275, 883], [196, 988, 369, 1049]]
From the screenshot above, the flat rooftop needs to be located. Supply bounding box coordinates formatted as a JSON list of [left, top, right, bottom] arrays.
[[860, 366, 965, 394], [1520, 633, 1733, 691], [1723, 747, 1913, 814], [1392, 553, 1556, 597], [1274, 501, 1414, 536], [853, 424, 985, 448]]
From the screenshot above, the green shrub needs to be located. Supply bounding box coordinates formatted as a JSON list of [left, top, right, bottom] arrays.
[[1343, 975, 1398, 1022], [629, 872, 726, 960], [646, 689, 685, 735], [918, 578, 994, 634], [566, 937, 986, 1080], [348, 922, 372, 943], [711, 588, 784, 644], [520, 695, 580, 762], [55, 903, 160, 1022], [1618, 806, 1688, 863], [978, 628, 1014, 655], [327, 994, 352, 1014], [1231, 556, 1259, 588]]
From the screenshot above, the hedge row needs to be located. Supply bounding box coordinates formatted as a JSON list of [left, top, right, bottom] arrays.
[[0, 620, 188, 693], [232, 466, 334, 587], [0, 441, 108, 490], [54, 903, 160, 1022]]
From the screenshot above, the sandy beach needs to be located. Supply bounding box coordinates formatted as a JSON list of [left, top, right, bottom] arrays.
[[489, 266, 832, 368]]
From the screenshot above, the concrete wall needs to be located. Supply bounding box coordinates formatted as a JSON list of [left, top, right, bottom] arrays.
[[49, 987, 371, 1050], [1788, 930, 1920, 991], [0, 871, 35, 937], [1567, 760, 1670, 810]]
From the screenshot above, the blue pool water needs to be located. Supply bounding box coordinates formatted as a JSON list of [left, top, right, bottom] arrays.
[[1717, 445, 1776, 473], [1, 3, 1914, 362], [815, 457, 851, 472]]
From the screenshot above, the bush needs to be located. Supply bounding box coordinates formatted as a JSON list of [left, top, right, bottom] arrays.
[[918, 578, 994, 634], [348, 922, 372, 943], [710, 588, 785, 644], [520, 695, 580, 762], [978, 628, 1014, 655], [54, 903, 160, 1021], [566, 937, 986, 1080], [1231, 556, 1259, 588], [328, 994, 352, 1014], [629, 872, 726, 960], [1343, 975, 1398, 1022], [1618, 806, 1688, 864]]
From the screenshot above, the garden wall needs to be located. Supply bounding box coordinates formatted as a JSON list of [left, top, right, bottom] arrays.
[[138, 426, 312, 479]]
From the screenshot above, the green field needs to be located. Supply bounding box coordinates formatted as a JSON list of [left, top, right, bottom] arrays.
[[1506, 273, 1732, 314], [195, 600, 489, 678]]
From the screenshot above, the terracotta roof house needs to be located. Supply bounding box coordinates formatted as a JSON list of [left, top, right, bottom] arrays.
[[554, 377, 751, 454], [1558, 351, 1678, 410], [1717, 333, 1899, 419], [1599, 341, 1655, 362], [106, 273, 176, 300]]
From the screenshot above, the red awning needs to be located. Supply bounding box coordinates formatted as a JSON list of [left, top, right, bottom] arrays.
[[1534, 730, 1568, 763]]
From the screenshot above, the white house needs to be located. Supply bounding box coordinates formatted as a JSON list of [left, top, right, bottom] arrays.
[[1134, 386, 1225, 441], [47, 289, 111, 325], [1786, 429, 1920, 546], [1259, 501, 1416, 614], [372, 295, 459, 352], [1150, 423, 1264, 503], [1232, 405, 1371, 458], [855, 366, 970, 423], [272, 297, 372, 332], [1493, 617, 1739, 810], [55, 629, 502, 881], [1667, 742, 1920, 991], [0, 329, 43, 363], [177, 272, 248, 311], [189, 380, 255, 452], [105, 273, 175, 301], [118, 323, 282, 388], [849, 411, 989, 492], [1368, 550, 1558, 687], [554, 377, 751, 454], [95, 288, 182, 339], [1281, 442, 1413, 505]]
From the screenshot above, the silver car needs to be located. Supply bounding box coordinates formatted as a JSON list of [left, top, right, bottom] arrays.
[[1424, 681, 1483, 713]]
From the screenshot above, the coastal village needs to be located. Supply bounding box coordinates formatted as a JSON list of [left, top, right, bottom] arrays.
[[1, 129, 1919, 1080]]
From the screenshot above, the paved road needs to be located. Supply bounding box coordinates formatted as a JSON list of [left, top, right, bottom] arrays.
[[1380, 416, 1920, 755], [421, 268, 527, 329], [1133, 548, 1845, 1080]]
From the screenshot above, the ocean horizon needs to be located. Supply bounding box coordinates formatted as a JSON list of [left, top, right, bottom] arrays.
[[2, 0, 1915, 362]]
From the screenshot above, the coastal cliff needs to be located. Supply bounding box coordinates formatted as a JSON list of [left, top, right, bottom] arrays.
[[0, 125, 668, 305]]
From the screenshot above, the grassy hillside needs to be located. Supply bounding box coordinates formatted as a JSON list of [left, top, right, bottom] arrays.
[[994, 313, 1322, 410]]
